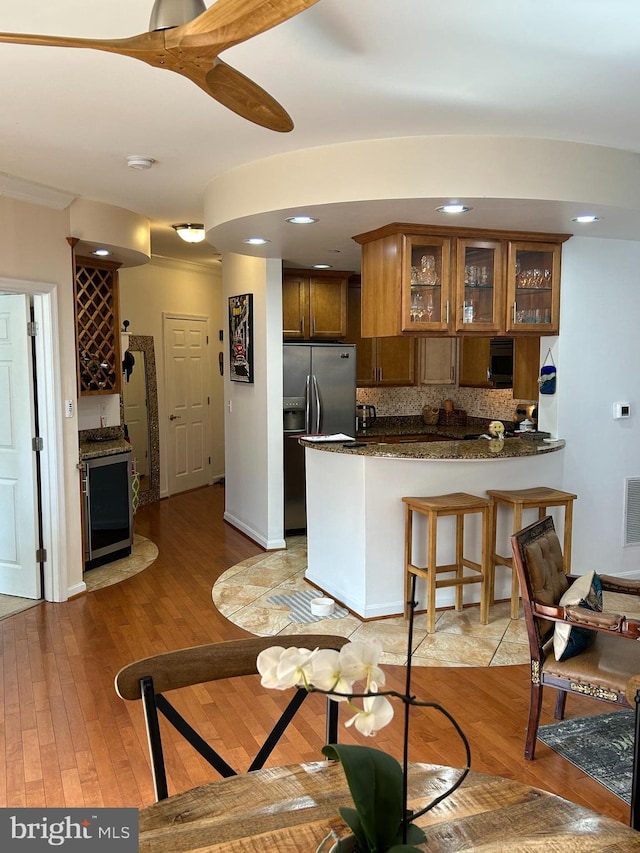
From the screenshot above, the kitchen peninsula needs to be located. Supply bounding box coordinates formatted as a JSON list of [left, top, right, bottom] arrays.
[[302, 433, 565, 620]]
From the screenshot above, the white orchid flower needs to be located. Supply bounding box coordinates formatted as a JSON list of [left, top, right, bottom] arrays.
[[256, 646, 288, 689], [309, 648, 354, 700], [274, 646, 319, 689], [338, 640, 386, 688], [345, 689, 394, 736], [257, 646, 318, 689]]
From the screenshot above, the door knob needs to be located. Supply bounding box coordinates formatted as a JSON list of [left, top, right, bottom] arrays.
[[169, 414, 181, 421]]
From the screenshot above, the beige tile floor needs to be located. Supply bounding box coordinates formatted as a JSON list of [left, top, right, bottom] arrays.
[[83, 534, 158, 591], [212, 537, 533, 667]]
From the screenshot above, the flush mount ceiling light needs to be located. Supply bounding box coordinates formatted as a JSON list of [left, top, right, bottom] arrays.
[[243, 237, 270, 245], [286, 215, 318, 225], [149, 0, 206, 31], [436, 203, 472, 214], [572, 214, 601, 223], [127, 155, 155, 170], [173, 223, 206, 243], [313, 264, 333, 269], [92, 249, 111, 257]]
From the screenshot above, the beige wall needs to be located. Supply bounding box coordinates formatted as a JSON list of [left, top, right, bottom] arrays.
[[119, 257, 225, 496]]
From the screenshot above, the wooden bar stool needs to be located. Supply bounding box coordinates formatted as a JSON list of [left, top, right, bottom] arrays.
[[402, 492, 490, 633], [487, 486, 577, 619]]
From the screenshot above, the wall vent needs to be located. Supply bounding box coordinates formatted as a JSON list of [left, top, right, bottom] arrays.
[[624, 477, 640, 546]]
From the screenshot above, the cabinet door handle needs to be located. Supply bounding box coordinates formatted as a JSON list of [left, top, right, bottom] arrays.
[[312, 317, 316, 336], [379, 367, 383, 382], [445, 300, 450, 324], [301, 317, 305, 335], [513, 303, 517, 325]]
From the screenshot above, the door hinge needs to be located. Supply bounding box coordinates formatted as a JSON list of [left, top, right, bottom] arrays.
[[27, 321, 38, 337], [208, 457, 211, 465], [206, 335, 209, 344], [32, 436, 44, 452], [208, 396, 210, 405], [36, 548, 47, 563]]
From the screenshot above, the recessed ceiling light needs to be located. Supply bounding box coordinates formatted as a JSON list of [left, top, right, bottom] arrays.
[[313, 264, 333, 269], [436, 204, 472, 214], [92, 248, 111, 257], [243, 237, 270, 245], [286, 215, 318, 225], [572, 214, 601, 223]]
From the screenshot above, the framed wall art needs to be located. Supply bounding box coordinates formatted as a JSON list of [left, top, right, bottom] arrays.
[[228, 293, 254, 383]]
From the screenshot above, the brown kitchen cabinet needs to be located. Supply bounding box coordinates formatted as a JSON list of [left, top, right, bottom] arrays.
[[353, 223, 570, 337], [73, 255, 123, 396], [345, 282, 416, 386], [454, 237, 504, 334], [282, 268, 350, 340], [459, 336, 540, 400], [505, 241, 562, 334], [418, 337, 456, 385]]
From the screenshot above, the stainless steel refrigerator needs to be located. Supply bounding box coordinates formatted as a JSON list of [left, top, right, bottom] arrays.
[[283, 342, 356, 533]]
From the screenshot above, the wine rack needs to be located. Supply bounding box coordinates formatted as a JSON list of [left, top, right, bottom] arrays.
[[74, 256, 122, 395]]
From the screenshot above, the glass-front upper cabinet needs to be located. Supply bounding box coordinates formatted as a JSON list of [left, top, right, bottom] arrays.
[[454, 238, 503, 333], [506, 241, 561, 333], [402, 235, 451, 332]]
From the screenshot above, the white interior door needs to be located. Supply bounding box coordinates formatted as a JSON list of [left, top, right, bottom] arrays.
[[164, 316, 210, 495], [0, 293, 40, 598]]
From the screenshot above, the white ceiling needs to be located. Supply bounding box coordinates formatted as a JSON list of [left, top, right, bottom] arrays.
[[2, 0, 640, 270]]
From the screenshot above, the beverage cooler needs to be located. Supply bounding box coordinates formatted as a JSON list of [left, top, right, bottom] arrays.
[[81, 451, 133, 569]]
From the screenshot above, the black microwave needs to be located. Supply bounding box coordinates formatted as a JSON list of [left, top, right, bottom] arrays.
[[489, 338, 513, 388]]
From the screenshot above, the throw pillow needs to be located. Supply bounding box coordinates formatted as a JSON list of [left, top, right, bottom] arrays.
[[553, 570, 603, 662]]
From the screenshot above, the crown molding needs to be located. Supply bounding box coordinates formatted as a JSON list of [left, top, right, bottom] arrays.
[[0, 172, 76, 210], [150, 253, 221, 273]]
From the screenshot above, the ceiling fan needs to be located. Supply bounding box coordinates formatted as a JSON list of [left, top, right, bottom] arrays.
[[0, 0, 321, 132]]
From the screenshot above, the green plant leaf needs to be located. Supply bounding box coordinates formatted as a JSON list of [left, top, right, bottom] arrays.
[[323, 744, 404, 851], [389, 820, 427, 850], [338, 805, 368, 852]]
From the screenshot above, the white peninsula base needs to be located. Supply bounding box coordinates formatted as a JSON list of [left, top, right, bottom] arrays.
[[304, 445, 566, 620]]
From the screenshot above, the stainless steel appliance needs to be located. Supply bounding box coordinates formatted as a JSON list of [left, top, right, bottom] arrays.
[[356, 404, 377, 430], [81, 451, 133, 569], [283, 343, 356, 533], [489, 337, 514, 388]]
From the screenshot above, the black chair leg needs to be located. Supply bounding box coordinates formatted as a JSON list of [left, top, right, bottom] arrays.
[[632, 689, 640, 830]]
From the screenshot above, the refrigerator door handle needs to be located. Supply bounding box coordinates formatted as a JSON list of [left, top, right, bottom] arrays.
[[312, 374, 321, 433], [305, 375, 311, 432]]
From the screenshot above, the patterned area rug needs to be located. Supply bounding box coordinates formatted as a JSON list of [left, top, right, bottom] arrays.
[[538, 710, 634, 803], [267, 589, 349, 623]]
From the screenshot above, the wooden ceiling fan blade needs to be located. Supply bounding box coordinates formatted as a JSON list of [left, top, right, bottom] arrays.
[[205, 59, 293, 132], [177, 0, 320, 52], [0, 29, 164, 58]]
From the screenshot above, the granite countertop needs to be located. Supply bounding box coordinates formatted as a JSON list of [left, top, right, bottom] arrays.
[[301, 437, 564, 460], [78, 427, 131, 461], [302, 415, 564, 460]]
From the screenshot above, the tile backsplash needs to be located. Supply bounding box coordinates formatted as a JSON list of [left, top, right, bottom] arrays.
[[356, 385, 535, 421]]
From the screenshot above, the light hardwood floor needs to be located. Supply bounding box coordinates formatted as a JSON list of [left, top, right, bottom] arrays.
[[0, 484, 630, 824]]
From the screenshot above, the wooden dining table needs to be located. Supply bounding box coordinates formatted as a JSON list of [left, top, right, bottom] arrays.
[[138, 760, 640, 852]]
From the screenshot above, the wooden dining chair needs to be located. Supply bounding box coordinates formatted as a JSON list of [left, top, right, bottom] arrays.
[[115, 634, 349, 801]]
